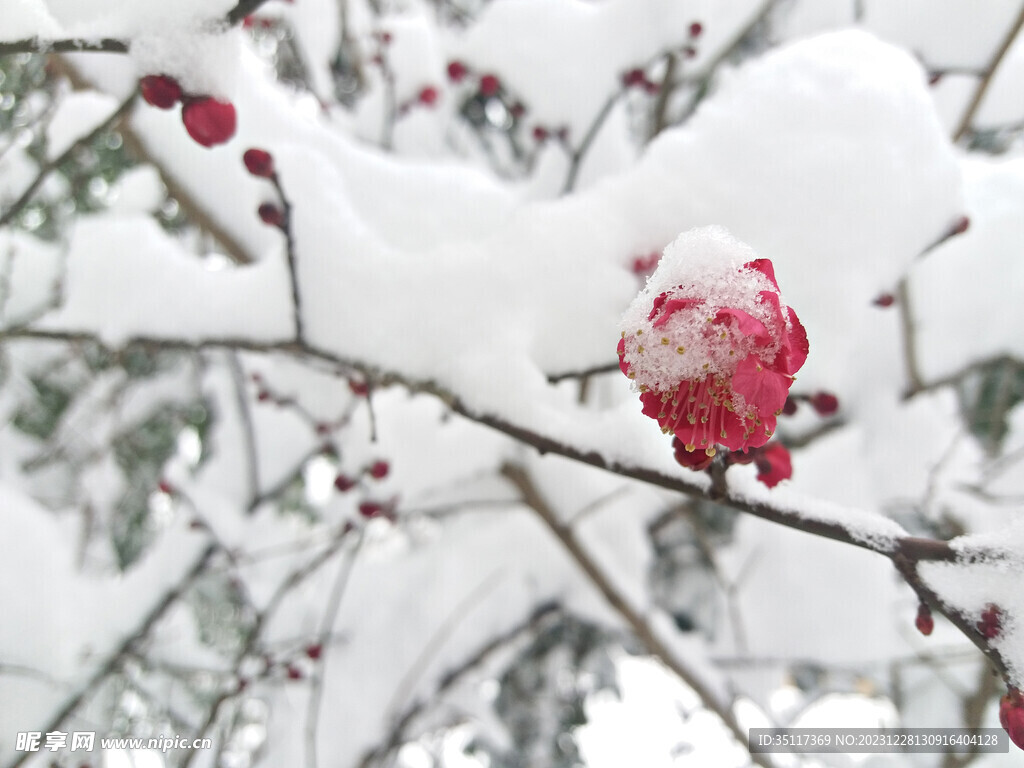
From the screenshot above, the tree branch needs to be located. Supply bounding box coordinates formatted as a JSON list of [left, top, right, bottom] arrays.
[[4, 542, 218, 768], [0, 0, 273, 58], [953, 1, 1024, 142], [226, 0, 276, 26], [502, 463, 776, 768], [0, 38, 129, 56], [0, 92, 136, 229], [270, 174, 304, 338], [0, 327, 965, 563], [357, 601, 562, 768], [304, 534, 363, 768]]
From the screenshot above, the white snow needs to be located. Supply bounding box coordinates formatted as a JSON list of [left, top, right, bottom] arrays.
[[4, 1, 1024, 766]]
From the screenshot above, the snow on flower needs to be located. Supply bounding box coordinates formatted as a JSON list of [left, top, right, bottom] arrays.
[[618, 227, 808, 457]]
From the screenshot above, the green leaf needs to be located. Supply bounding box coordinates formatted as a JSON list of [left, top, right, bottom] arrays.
[[12, 376, 72, 439]]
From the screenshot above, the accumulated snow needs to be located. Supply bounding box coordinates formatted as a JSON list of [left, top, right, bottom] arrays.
[[0, 0, 237, 41], [913, 155, 1024, 382], [29, 28, 966, 550], [3, 3, 1014, 765], [576, 654, 750, 768], [0, 231, 63, 323], [726, 469, 907, 548], [253, 506, 650, 767], [129, 29, 245, 100], [919, 542, 1024, 684], [444, 0, 763, 140], [107, 165, 165, 215], [45, 91, 119, 160], [722, 512, 909, 665], [36, 213, 295, 345]]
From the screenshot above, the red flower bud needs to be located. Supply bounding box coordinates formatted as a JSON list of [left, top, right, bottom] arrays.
[[809, 391, 839, 416], [140, 75, 183, 109], [447, 61, 468, 82], [689, 21, 703, 37], [358, 500, 383, 518], [417, 86, 439, 106], [305, 644, 323, 660], [258, 203, 285, 228], [368, 460, 390, 479], [622, 68, 646, 88], [243, 148, 275, 178], [915, 603, 934, 636], [479, 74, 500, 97], [978, 603, 1003, 639], [755, 443, 792, 489], [182, 97, 237, 147], [333, 474, 357, 493], [1000, 690, 1024, 750], [873, 292, 896, 308]]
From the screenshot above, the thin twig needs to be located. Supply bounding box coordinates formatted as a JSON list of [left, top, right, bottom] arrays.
[[896, 276, 925, 397], [227, 351, 262, 508], [649, 51, 678, 140], [247, 443, 325, 513], [117, 123, 255, 265], [892, 548, 1011, 687], [561, 91, 623, 194], [304, 532, 363, 768], [953, 2, 1024, 142], [0, 38, 129, 56], [0, 0, 270, 57], [383, 570, 505, 722], [0, 92, 136, 229], [357, 601, 561, 768], [547, 361, 620, 383], [502, 463, 777, 768], [181, 524, 357, 767], [942, 662, 999, 768], [270, 174, 304, 338], [4, 543, 218, 768]]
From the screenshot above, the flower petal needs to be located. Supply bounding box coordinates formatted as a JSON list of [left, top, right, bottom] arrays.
[[617, 337, 630, 375], [714, 307, 770, 346], [650, 296, 701, 327], [731, 354, 790, 416], [777, 306, 809, 376]]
